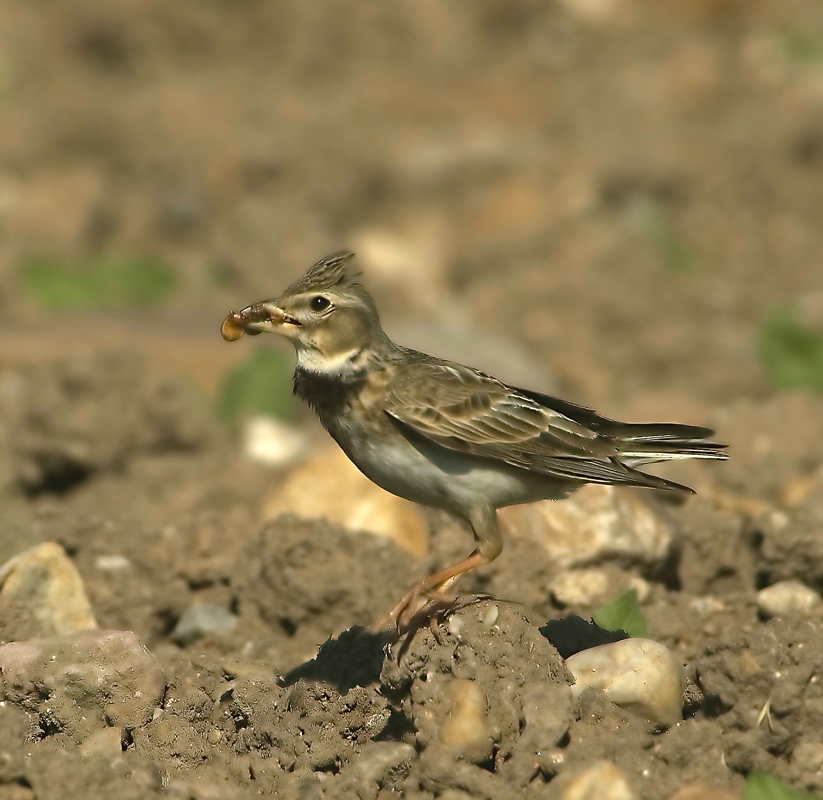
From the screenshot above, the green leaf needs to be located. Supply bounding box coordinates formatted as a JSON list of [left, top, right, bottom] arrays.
[[745, 771, 821, 800], [217, 346, 294, 427], [759, 310, 823, 394], [592, 589, 647, 638], [20, 255, 176, 309]]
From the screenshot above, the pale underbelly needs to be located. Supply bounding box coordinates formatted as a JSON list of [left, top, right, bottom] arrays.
[[337, 434, 568, 513]]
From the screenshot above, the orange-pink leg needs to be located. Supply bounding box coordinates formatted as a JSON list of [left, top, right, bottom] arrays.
[[375, 506, 503, 633]]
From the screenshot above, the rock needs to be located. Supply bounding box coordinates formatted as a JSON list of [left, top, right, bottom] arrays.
[[261, 447, 428, 557], [80, 727, 124, 760], [0, 629, 165, 741], [555, 761, 636, 800], [171, 603, 238, 645], [757, 580, 822, 619], [549, 568, 651, 608], [440, 679, 490, 756], [550, 569, 610, 607], [240, 416, 308, 468], [500, 485, 672, 571], [667, 785, 740, 800], [688, 595, 726, 618], [566, 638, 684, 727], [0, 542, 97, 638]]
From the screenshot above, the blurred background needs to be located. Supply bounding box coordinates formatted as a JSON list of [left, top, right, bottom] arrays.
[[2, 0, 822, 427]]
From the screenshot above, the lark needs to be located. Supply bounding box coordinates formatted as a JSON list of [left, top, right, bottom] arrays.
[[222, 251, 726, 629]]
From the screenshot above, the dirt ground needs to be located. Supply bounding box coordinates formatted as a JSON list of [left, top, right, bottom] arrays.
[[1, 1, 823, 799]]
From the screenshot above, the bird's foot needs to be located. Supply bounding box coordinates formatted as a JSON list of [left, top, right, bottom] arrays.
[[371, 582, 453, 636]]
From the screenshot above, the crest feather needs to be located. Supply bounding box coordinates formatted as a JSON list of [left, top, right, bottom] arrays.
[[284, 251, 356, 296]]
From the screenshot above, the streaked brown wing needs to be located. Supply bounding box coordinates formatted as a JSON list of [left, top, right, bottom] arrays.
[[383, 362, 618, 470]]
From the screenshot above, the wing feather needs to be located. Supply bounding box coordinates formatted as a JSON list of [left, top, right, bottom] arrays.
[[383, 362, 618, 471], [383, 360, 721, 492]]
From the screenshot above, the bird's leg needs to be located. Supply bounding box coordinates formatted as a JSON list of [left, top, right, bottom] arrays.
[[376, 506, 502, 633], [380, 551, 488, 632]]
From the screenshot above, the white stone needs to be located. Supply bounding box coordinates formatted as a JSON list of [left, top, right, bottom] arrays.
[[440, 680, 490, 754], [550, 569, 610, 607], [261, 447, 428, 558], [566, 638, 684, 727], [241, 416, 308, 467], [80, 727, 124, 760], [500, 485, 672, 571], [758, 580, 823, 619], [557, 761, 636, 800], [172, 603, 238, 645], [94, 554, 132, 571], [667, 784, 740, 800], [0, 542, 97, 636], [688, 595, 725, 617]]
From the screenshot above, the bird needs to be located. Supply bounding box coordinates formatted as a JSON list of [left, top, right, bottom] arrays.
[[221, 251, 727, 630]]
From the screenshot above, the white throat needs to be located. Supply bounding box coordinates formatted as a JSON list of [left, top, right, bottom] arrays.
[[295, 343, 366, 378]]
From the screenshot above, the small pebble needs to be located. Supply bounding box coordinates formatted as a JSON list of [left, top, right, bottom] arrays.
[[551, 570, 651, 607], [447, 614, 464, 637], [241, 416, 308, 468], [80, 727, 124, 760], [566, 638, 684, 727], [0, 542, 97, 637], [757, 580, 822, 619], [440, 680, 489, 752], [481, 604, 499, 628], [688, 595, 725, 617], [550, 569, 610, 607], [94, 554, 132, 571], [172, 603, 238, 645], [667, 784, 740, 800], [557, 760, 636, 800]]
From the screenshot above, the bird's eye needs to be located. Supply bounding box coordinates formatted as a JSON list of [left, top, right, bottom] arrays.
[[310, 296, 331, 312]]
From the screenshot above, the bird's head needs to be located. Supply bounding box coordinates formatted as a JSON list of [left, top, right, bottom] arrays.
[[221, 251, 388, 375]]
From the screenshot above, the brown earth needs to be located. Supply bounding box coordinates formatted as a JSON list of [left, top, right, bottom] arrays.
[[1, 1, 823, 798]]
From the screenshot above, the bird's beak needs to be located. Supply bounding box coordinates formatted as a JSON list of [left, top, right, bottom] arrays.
[[220, 301, 299, 342]]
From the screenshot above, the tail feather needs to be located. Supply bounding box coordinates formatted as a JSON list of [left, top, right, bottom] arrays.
[[515, 385, 727, 480], [618, 436, 728, 467]]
